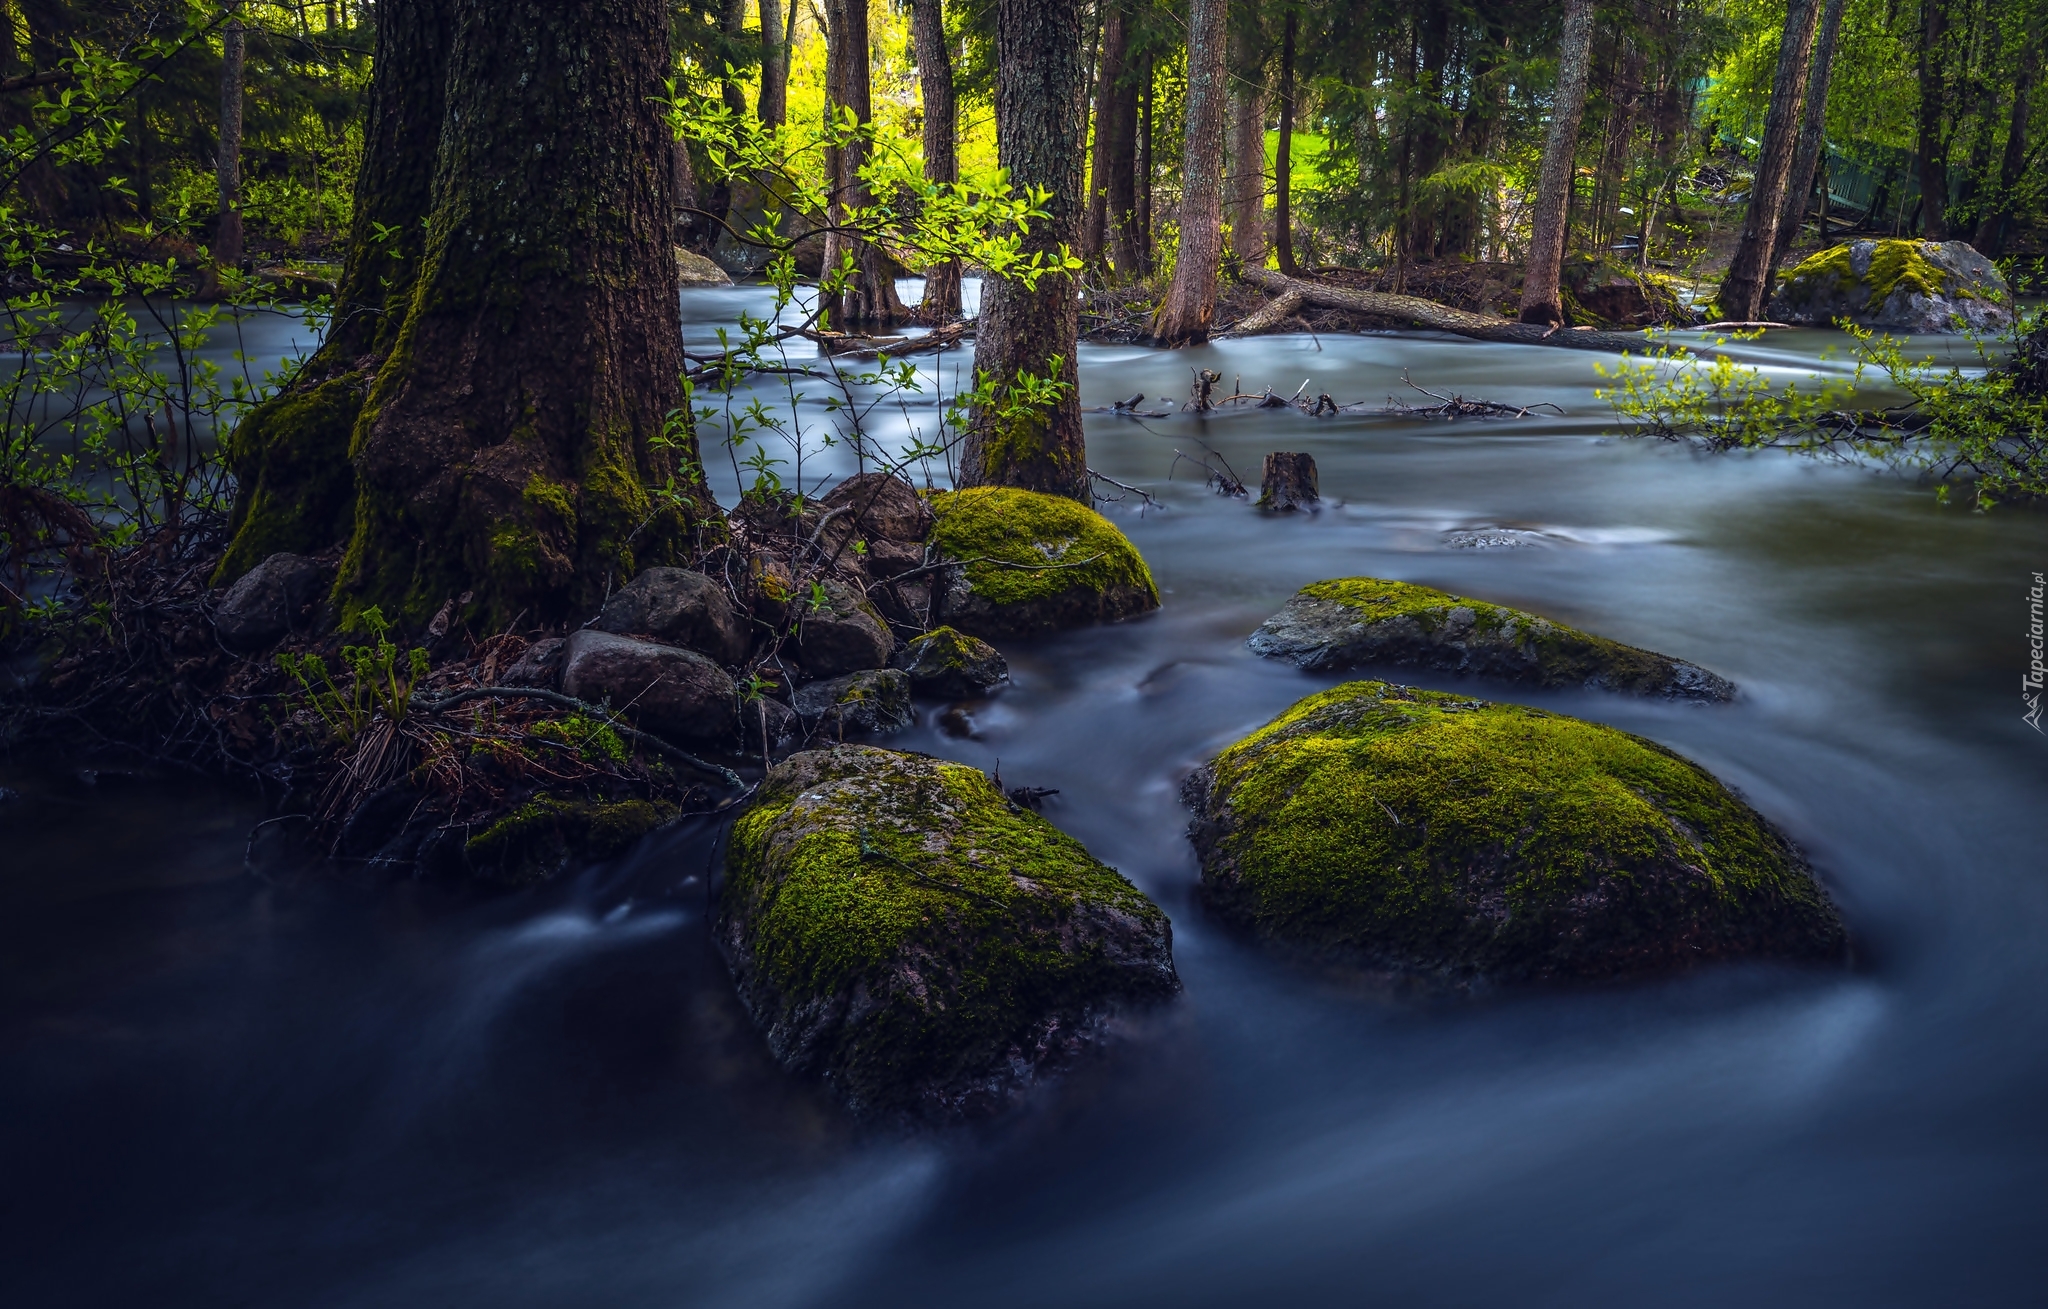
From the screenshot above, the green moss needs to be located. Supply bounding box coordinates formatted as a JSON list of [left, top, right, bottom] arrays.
[[928, 486, 1158, 609], [1201, 681, 1841, 977], [213, 372, 366, 584], [1784, 239, 1958, 313], [466, 793, 670, 884], [529, 714, 629, 763], [723, 747, 1173, 1112]]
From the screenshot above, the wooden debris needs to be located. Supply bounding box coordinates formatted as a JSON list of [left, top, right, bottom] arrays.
[[1258, 453, 1320, 512]]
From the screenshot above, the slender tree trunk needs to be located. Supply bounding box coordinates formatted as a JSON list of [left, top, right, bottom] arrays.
[[1274, 12, 1298, 276], [1225, 29, 1268, 269], [1137, 54, 1154, 273], [1770, 0, 1846, 273], [822, 0, 908, 328], [216, 13, 245, 272], [960, 0, 1088, 498], [1082, 1, 1130, 266], [1101, 6, 1141, 278], [1519, 0, 1596, 325], [1149, 0, 1229, 344], [759, 0, 787, 126], [1717, 0, 1820, 321], [336, 0, 710, 629], [1973, 31, 2037, 253], [216, 0, 453, 583], [911, 0, 961, 320], [1917, 0, 1949, 240]]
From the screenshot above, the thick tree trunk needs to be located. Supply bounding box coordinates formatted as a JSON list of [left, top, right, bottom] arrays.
[[1274, 13, 1298, 276], [338, 0, 710, 629], [215, 14, 244, 272], [216, 0, 452, 583], [1974, 32, 2037, 254], [1769, 0, 1844, 273], [911, 0, 961, 321], [758, 0, 787, 126], [1717, 0, 1821, 321], [1518, 0, 1596, 326], [1149, 0, 1229, 345], [1225, 31, 1268, 268], [822, 0, 908, 329], [960, 0, 1088, 499], [1917, 0, 1949, 240]]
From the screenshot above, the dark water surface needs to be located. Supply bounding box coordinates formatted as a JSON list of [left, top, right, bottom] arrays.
[[5, 289, 2046, 1306]]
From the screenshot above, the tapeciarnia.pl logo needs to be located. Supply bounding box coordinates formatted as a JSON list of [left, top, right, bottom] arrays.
[[2028, 570, 2045, 733]]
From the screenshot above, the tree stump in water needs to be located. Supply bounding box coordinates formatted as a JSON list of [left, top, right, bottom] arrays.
[[1259, 452, 1319, 512]]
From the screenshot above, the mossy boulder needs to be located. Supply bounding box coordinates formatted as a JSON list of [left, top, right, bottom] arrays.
[[794, 577, 895, 677], [720, 746, 1180, 1117], [1185, 681, 1846, 982], [1768, 239, 2012, 334], [896, 625, 1008, 698], [929, 487, 1159, 639], [466, 794, 673, 885], [1249, 577, 1734, 702], [792, 668, 914, 736]]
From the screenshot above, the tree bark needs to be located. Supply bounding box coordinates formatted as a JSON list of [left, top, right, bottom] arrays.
[[1099, 4, 1141, 278], [1917, 0, 1949, 240], [216, 0, 453, 583], [1769, 0, 1845, 272], [1518, 0, 1596, 326], [1973, 30, 2037, 254], [822, 0, 909, 329], [1717, 0, 1821, 321], [960, 0, 1088, 499], [1225, 30, 1268, 269], [911, 0, 961, 320], [1274, 12, 1298, 276], [215, 13, 245, 272], [1136, 52, 1154, 273], [338, 0, 711, 629], [758, 0, 788, 126], [1149, 0, 1229, 344], [1242, 266, 1666, 353]]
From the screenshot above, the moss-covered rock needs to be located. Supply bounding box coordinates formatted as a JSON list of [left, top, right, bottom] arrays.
[[1248, 577, 1734, 702], [720, 746, 1180, 1117], [1186, 681, 1845, 982], [929, 487, 1159, 639], [466, 793, 672, 885], [896, 625, 1008, 698], [1768, 239, 2012, 334], [792, 668, 914, 736]]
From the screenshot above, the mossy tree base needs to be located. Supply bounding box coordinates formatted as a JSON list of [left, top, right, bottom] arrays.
[[1187, 681, 1846, 983], [720, 746, 1179, 1118]]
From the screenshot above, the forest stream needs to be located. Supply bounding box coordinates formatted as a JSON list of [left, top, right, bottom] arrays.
[[5, 284, 2046, 1307]]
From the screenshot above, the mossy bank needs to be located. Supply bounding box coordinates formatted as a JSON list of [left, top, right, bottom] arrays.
[[1249, 577, 1734, 701], [1186, 681, 1844, 982], [929, 487, 1159, 639], [720, 746, 1180, 1117]]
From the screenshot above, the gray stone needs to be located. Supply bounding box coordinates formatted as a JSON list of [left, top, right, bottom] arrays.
[[595, 567, 750, 665], [896, 626, 1007, 698], [1768, 239, 2014, 334], [499, 637, 566, 689], [820, 471, 934, 543], [676, 245, 734, 286], [559, 630, 738, 743], [215, 552, 326, 651], [793, 668, 914, 736], [794, 578, 894, 676]]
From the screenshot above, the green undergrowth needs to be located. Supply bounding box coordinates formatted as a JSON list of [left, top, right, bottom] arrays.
[[928, 486, 1157, 608], [723, 746, 1170, 1111], [1203, 681, 1839, 976]]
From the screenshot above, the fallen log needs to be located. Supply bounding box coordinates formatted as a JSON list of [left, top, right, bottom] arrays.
[[1236, 267, 1674, 354]]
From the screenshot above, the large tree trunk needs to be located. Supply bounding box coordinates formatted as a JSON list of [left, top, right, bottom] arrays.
[[1916, 0, 1949, 240], [758, 0, 788, 126], [1148, 0, 1228, 345], [215, 13, 245, 272], [1274, 13, 1298, 276], [215, 0, 452, 582], [1518, 0, 1596, 326], [337, 0, 710, 629], [1974, 31, 2037, 254], [1225, 31, 1268, 269], [911, 0, 961, 321], [1769, 0, 1845, 274], [821, 0, 909, 329], [1717, 0, 1821, 321], [959, 0, 1088, 499]]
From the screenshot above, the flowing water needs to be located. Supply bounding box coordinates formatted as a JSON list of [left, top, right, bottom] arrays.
[[5, 286, 2046, 1306]]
